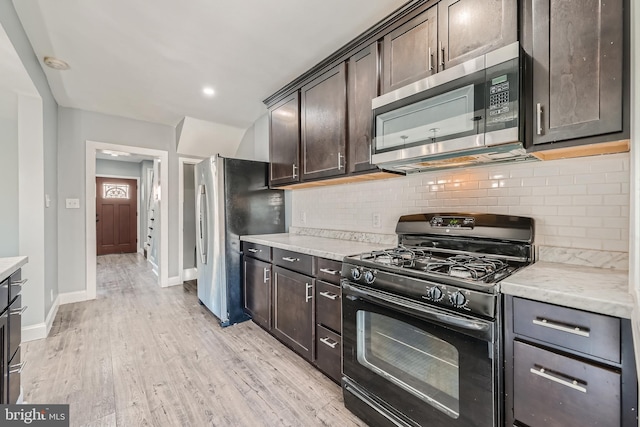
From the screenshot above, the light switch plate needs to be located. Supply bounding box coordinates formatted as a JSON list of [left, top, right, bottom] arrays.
[[65, 198, 80, 209]]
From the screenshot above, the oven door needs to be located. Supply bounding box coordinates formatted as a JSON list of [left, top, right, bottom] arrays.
[[342, 282, 498, 427]]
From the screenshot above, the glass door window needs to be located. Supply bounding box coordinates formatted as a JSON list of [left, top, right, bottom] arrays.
[[357, 311, 460, 419]]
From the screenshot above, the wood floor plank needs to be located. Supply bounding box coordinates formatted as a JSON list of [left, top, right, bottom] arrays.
[[22, 253, 365, 427]]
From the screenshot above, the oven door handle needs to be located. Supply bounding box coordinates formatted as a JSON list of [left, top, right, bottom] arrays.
[[343, 283, 492, 340]]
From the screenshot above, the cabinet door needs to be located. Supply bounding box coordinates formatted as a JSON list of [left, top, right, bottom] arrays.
[[272, 266, 314, 361], [243, 257, 271, 330], [348, 43, 379, 173], [531, 0, 623, 145], [269, 92, 300, 186], [438, 0, 516, 70], [301, 63, 347, 181], [382, 5, 437, 93]]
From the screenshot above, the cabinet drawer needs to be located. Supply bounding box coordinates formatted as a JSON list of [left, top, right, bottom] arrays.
[[273, 248, 314, 276], [8, 294, 21, 360], [9, 269, 21, 303], [315, 325, 341, 383], [316, 281, 341, 333], [513, 297, 620, 363], [242, 242, 271, 262], [8, 346, 21, 404], [316, 258, 342, 285], [0, 278, 7, 314], [514, 341, 620, 427]]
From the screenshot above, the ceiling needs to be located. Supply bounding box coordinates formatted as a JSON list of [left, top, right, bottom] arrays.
[[13, 0, 408, 130]]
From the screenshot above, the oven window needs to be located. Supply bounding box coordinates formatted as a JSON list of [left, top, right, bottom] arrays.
[[356, 310, 460, 419]]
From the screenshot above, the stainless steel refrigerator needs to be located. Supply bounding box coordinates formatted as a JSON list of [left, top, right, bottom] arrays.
[[195, 155, 285, 326]]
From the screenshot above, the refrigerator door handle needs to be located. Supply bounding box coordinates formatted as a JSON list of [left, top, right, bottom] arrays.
[[197, 184, 208, 264]]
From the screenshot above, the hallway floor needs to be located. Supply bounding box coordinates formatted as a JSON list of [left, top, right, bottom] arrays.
[[23, 253, 364, 427]]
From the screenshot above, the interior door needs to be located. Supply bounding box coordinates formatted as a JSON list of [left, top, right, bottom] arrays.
[[96, 177, 138, 255]]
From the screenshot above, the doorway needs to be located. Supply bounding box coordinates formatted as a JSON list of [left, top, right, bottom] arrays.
[[96, 177, 138, 255]]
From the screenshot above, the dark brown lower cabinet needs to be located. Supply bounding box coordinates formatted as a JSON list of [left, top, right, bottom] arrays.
[[243, 257, 271, 331], [272, 266, 314, 362], [505, 295, 637, 427], [315, 325, 341, 383]]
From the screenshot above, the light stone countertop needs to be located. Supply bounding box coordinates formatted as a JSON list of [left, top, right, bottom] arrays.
[[240, 233, 390, 261], [0, 256, 28, 283], [501, 261, 633, 318]]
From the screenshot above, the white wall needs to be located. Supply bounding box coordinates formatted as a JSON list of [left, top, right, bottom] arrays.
[[57, 107, 179, 294], [235, 113, 269, 162], [292, 154, 631, 253], [0, 2, 59, 334], [0, 115, 19, 256]]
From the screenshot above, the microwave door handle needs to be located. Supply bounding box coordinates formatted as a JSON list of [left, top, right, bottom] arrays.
[[343, 283, 491, 339]]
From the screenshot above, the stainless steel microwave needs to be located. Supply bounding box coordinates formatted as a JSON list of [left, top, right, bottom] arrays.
[[371, 42, 534, 173]]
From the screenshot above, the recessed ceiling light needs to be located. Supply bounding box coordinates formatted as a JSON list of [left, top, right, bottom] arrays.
[[202, 87, 215, 96], [43, 56, 70, 70]]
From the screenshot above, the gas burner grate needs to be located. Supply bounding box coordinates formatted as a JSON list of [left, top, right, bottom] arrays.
[[368, 246, 432, 268], [423, 255, 509, 282]]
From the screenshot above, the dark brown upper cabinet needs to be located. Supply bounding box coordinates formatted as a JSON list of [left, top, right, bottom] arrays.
[[348, 42, 380, 174], [438, 0, 517, 70], [269, 91, 300, 186], [301, 63, 347, 181], [526, 0, 625, 146], [382, 5, 437, 93]]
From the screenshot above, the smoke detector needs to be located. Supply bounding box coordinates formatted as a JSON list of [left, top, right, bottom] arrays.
[[43, 56, 70, 70]]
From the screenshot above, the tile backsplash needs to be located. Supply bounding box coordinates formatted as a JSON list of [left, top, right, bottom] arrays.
[[291, 153, 630, 252]]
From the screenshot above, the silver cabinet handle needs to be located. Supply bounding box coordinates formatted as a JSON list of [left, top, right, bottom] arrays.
[[292, 163, 298, 179], [536, 103, 543, 135], [10, 306, 27, 316], [11, 279, 27, 286], [9, 360, 26, 375], [530, 367, 587, 393], [368, 143, 373, 164], [428, 46, 433, 71], [263, 268, 270, 284], [337, 153, 344, 170], [440, 41, 445, 68], [282, 257, 298, 263], [305, 283, 313, 303], [247, 248, 259, 254], [532, 318, 590, 337], [320, 337, 338, 349], [319, 268, 338, 276], [319, 291, 338, 300]]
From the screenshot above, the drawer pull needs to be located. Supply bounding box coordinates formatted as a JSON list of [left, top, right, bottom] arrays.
[[530, 367, 587, 393], [263, 268, 270, 284], [532, 318, 590, 337], [319, 291, 338, 300], [319, 268, 339, 276], [247, 248, 259, 254], [11, 279, 27, 286], [320, 337, 338, 349], [305, 283, 313, 303], [282, 256, 299, 263], [10, 306, 27, 316], [9, 360, 26, 375]]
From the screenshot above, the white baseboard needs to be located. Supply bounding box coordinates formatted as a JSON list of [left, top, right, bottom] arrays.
[[45, 295, 60, 336], [183, 267, 197, 281], [164, 276, 183, 287], [22, 323, 46, 342], [59, 290, 89, 305]]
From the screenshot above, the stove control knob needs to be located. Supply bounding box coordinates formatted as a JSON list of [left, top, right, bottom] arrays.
[[351, 268, 362, 281], [429, 287, 444, 301], [450, 291, 467, 308], [364, 270, 376, 284]]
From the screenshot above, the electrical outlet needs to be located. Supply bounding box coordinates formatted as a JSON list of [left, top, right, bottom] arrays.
[[300, 211, 307, 224], [373, 213, 381, 228], [65, 198, 80, 209]]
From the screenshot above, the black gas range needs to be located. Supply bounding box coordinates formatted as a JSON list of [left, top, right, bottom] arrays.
[[341, 213, 534, 427]]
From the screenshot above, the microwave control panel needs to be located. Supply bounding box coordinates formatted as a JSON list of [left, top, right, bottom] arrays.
[[488, 74, 512, 123]]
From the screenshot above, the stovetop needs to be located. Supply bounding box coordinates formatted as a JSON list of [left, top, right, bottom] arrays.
[[341, 213, 535, 319]]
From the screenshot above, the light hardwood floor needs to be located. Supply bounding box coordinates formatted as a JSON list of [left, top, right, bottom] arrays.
[[23, 253, 366, 427]]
